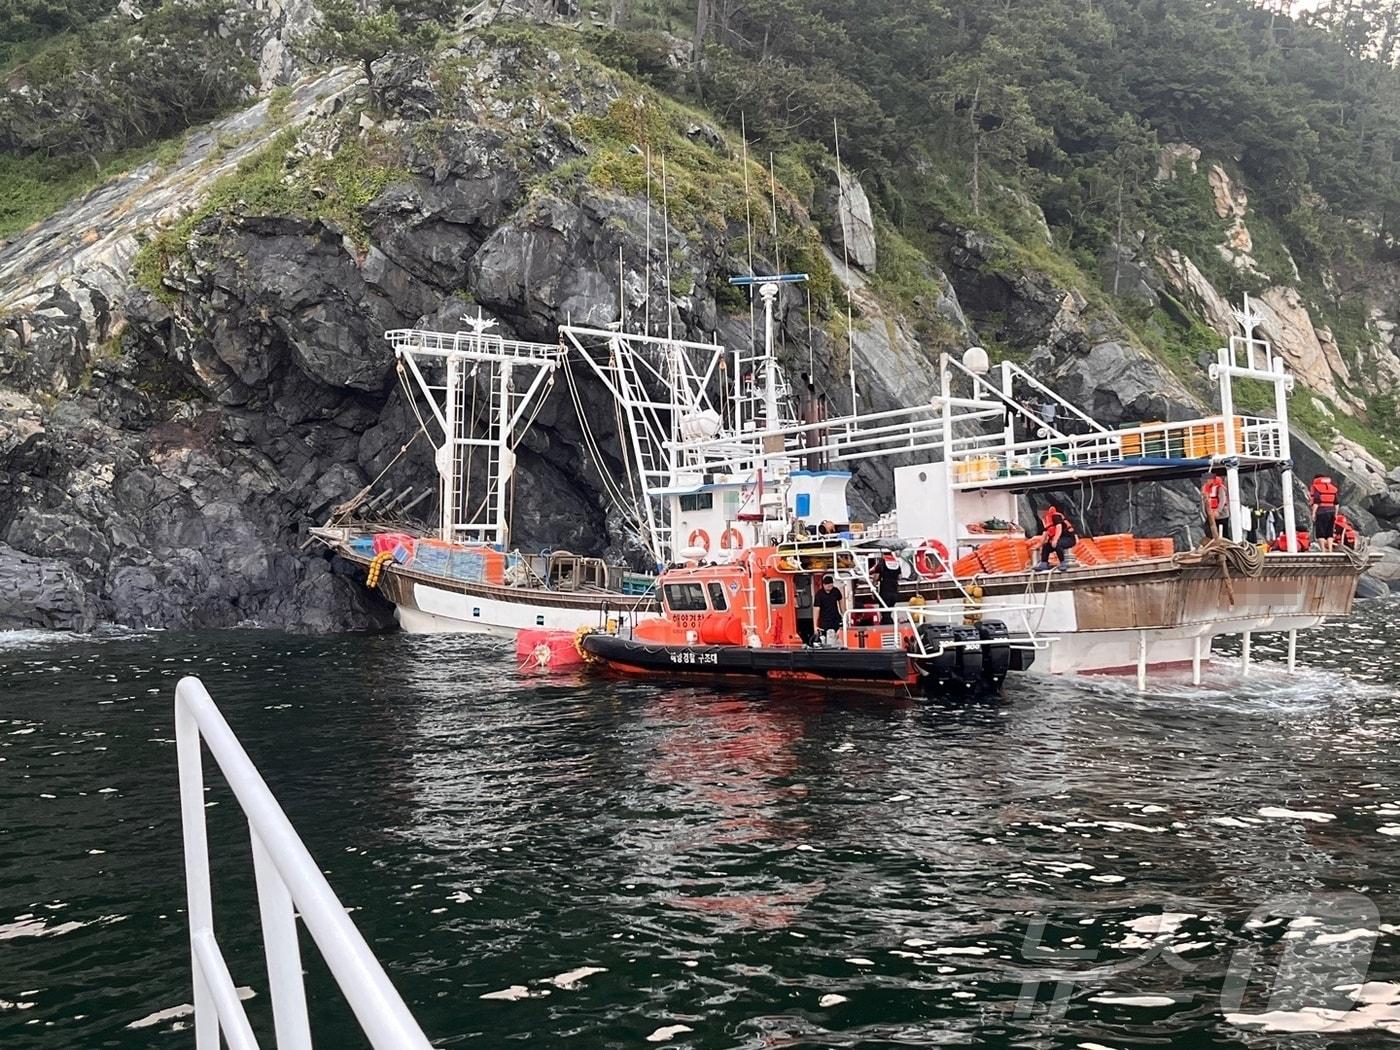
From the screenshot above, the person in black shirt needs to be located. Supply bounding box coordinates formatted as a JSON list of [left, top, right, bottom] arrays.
[[871, 553, 902, 625], [813, 574, 844, 646]]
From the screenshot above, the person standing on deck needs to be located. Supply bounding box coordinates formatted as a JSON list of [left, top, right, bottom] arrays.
[[871, 553, 902, 626], [814, 574, 844, 646], [1308, 474, 1339, 552], [1202, 474, 1231, 540], [1033, 504, 1078, 572]]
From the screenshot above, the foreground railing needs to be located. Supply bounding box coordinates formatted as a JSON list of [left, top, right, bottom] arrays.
[[175, 677, 433, 1050]]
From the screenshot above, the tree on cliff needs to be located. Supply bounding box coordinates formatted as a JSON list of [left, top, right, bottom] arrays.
[[306, 0, 441, 110]]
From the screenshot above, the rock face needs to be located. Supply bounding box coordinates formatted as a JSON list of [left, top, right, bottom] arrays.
[[815, 169, 877, 272], [1252, 286, 1357, 410]]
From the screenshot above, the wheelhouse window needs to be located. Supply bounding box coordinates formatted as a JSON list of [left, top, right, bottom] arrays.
[[768, 580, 788, 606], [707, 581, 729, 611], [663, 582, 709, 611], [679, 492, 714, 512]]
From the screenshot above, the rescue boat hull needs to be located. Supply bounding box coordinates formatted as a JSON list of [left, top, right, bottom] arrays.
[[581, 634, 917, 687]]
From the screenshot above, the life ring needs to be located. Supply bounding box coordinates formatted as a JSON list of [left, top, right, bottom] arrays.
[[688, 528, 711, 553], [914, 538, 950, 578], [720, 527, 744, 550]]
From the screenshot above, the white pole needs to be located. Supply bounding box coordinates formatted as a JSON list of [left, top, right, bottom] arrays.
[[1192, 635, 1203, 686], [440, 354, 459, 542], [940, 356, 957, 548], [1287, 628, 1297, 672], [252, 829, 312, 1050], [761, 282, 779, 433], [1276, 357, 1298, 552], [494, 361, 513, 547], [1137, 630, 1148, 691], [1219, 346, 1245, 542], [1000, 360, 1016, 456], [1241, 630, 1252, 675], [176, 696, 218, 1050]]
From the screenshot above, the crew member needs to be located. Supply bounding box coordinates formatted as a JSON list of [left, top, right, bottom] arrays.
[[1308, 473, 1339, 552], [1334, 512, 1359, 550], [1034, 504, 1078, 571], [1202, 474, 1231, 540], [871, 552, 902, 625], [813, 574, 844, 646]]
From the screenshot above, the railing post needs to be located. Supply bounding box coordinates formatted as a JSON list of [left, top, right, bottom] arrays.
[[252, 828, 313, 1050], [175, 679, 220, 1050]]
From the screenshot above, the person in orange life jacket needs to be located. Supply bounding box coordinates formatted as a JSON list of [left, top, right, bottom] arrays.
[[813, 574, 844, 647], [1033, 504, 1078, 572], [1308, 473, 1340, 552], [1334, 512, 1359, 550], [1202, 474, 1231, 540]]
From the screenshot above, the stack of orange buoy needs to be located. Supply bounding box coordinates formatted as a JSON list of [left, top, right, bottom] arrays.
[[952, 552, 986, 578], [1134, 537, 1175, 558], [1071, 537, 1107, 566], [982, 537, 1030, 574], [1094, 534, 1139, 562]]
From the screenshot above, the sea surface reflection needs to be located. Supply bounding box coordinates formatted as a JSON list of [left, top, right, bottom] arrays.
[[2, 600, 1400, 1047]]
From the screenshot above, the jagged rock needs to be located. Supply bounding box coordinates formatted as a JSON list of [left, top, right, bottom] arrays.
[[0, 544, 98, 630], [1156, 143, 1201, 181], [1101, 243, 1160, 305], [1252, 286, 1356, 409], [1368, 548, 1400, 588], [1372, 529, 1400, 549], [815, 168, 877, 271], [1208, 164, 1247, 220], [1369, 484, 1400, 522], [1155, 249, 1236, 338]]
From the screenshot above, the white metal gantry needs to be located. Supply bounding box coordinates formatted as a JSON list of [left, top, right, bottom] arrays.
[[388, 314, 559, 547]]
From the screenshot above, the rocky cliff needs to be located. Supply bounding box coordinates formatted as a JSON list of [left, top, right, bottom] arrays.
[[1, 12, 1398, 633]]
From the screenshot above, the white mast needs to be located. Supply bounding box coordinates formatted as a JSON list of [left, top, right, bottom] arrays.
[[389, 316, 557, 549]]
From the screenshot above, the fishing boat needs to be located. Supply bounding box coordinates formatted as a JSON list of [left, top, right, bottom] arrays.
[[547, 285, 1371, 688], [308, 316, 658, 636]]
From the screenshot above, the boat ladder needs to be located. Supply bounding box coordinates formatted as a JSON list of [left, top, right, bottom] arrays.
[[175, 676, 433, 1049]]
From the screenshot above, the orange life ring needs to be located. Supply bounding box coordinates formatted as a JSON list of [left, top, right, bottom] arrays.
[[688, 528, 711, 553], [720, 527, 744, 550], [914, 538, 950, 578]]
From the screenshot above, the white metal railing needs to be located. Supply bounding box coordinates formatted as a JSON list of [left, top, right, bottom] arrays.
[[945, 413, 1287, 486], [175, 677, 434, 1050]]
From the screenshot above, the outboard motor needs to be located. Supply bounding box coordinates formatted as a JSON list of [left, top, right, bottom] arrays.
[[952, 625, 983, 684], [977, 620, 1012, 688], [915, 623, 958, 689]]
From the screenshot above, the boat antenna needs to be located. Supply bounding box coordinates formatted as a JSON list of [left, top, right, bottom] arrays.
[[834, 119, 857, 416], [645, 145, 653, 336], [661, 152, 674, 340], [618, 245, 626, 328], [741, 112, 757, 358]]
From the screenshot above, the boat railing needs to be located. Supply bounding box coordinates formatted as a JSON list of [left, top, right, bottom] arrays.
[[946, 413, 1286, 485], [174, 676, 434, 1050], [837, 601, 1052, 657]]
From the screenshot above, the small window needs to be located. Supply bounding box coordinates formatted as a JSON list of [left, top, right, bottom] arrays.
[[663, 582, 709, 611], [707, 581, 729, 611], [679, 492, 714, 512], [768, 580, 788, 606]]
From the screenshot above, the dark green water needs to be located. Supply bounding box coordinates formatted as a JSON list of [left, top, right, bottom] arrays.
[[4, 602, 1400, 1048]]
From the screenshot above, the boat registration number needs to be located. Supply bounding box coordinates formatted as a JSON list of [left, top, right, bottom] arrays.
[[670, 650, 719, 666]]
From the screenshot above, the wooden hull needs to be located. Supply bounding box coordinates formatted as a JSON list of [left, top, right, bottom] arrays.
[[900, 553, 1368, 675], [339, 549, 658, 637]]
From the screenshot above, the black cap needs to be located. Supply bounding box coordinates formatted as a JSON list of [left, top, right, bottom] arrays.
[[822, 574, 834, 584]]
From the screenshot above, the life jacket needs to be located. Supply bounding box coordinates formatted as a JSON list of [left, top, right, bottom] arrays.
[[1202, 476, 1227, 515], [1335, 514, 1358, 547], [1310, 476, 1339, 508], [1043, 508, 1076, 542], [1273, 530, 1312, 552]]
